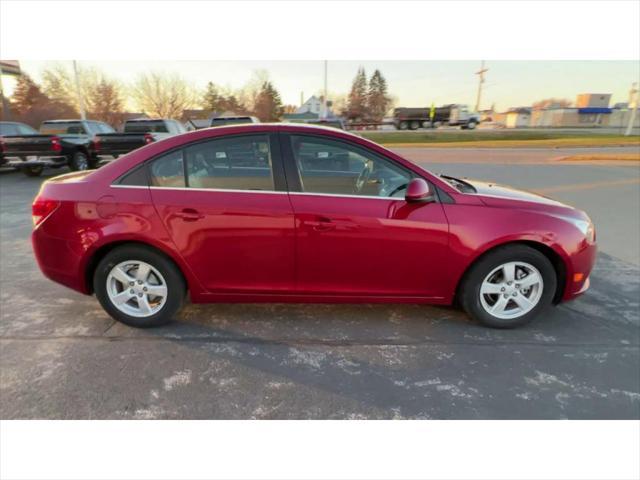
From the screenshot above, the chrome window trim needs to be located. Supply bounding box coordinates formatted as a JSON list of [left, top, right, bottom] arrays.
[[288, 191, 404, 201], [110, 184, 405, 200]]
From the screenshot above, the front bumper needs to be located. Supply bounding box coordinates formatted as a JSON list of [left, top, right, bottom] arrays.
[[561, 241, 597, 301]]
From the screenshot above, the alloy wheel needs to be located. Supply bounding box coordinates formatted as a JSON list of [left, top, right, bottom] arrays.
[[106, 260, 168, 318], [479, 261, 544, 319]]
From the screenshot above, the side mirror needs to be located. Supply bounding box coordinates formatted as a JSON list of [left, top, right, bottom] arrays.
[[405, 178, 433, 202]]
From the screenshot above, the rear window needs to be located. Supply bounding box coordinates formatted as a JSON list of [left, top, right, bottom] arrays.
[[210, 117, 254, 127], [40, 122, 86, 135], [124, 121, 169, 133]]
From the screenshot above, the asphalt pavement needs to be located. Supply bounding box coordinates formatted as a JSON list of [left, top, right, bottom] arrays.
[[1, 146, 639, 419]]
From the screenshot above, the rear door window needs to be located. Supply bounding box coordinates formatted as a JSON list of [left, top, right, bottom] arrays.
[[185, 135, 274, 191], [149, 150, 185, 188]]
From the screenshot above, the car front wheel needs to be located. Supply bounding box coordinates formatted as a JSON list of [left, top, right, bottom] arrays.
[[460, 245, 557, 328], [93, 245, 186, 328]]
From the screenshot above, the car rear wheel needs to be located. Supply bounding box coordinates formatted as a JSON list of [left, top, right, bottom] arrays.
[[68, 151, 90, 171], [398, 121, 409, 130], [409, 120, 420, 130], [22, 165, 44, 177], [460, 245, 557, 328], [94, 245, 186, 328]]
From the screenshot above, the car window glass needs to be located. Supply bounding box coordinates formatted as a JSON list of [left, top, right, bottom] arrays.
[[40, 122, 86, 135], [185, 135, 274, 191], [290, 135, 413, 198], [98, 123, 115, 133], [125, 121, 169, 133], [149, 150, 185, 188], [0, 124, 18, 135]]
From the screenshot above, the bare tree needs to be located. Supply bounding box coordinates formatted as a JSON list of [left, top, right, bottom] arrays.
[[532, 98, 572, 110], [132, 72, 197, 118]]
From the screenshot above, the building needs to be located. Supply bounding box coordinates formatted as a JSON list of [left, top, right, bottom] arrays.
[[528, 93, 615, 128], [283, 95, 337, 122], [576, 93, 612, 108], [505, 108, 531, 128]]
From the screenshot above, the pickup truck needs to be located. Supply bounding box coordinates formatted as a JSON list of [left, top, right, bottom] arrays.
[[0, 121, 39, 168], [3, 119, 115, 176], [93, 118, 186, 159]]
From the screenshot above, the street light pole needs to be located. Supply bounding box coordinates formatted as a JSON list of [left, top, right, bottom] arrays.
[[73, 60, 87, 120]]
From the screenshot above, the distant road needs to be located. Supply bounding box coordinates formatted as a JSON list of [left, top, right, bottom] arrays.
[[391, 145, 640, 165], [397, 146, 640, 265]]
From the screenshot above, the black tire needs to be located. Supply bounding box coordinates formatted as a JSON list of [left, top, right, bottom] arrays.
[[93, 245, 186, 328], [68, 150, 90, 171], [23, 165, 44, 177], [398, 121, 409, 130], [460, 245, 557, 328], [409, 120, 420, 130], [467, 121, 477, 130]]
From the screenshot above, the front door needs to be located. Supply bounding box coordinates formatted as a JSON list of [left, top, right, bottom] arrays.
[[149, 133, 295, 294], [283, 133, 450, 298]]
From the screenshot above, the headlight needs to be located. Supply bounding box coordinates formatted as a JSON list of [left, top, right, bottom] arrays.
[[572, 219, 596, 243]]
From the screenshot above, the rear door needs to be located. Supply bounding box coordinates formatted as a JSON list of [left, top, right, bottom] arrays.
[[282, 133, 451, 298], [149, 133, 296, 294]]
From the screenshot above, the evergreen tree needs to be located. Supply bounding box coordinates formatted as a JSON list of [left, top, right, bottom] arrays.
[[253, 81, 283, 121], [11, 74, 48, 116], [344, 67, 368, 121], [9, 74, 70, 127], [202, 82, 225, 113], [367, 69, 391, 122]]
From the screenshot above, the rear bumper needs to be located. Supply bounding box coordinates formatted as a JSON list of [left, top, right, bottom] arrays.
[[32, 227, 89, 295], [7, 156, 67, 167]]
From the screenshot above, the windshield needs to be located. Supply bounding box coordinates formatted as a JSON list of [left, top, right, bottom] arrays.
[[125, 121, 169, 133], [210, 118, 253, 127], [440, 175, 476, 193]]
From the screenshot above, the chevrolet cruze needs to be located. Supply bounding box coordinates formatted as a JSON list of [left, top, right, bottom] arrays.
[[31, 124, 597, 328]]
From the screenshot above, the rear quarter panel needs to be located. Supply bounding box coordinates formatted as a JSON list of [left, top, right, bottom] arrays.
[[34, 177, 205, 296]]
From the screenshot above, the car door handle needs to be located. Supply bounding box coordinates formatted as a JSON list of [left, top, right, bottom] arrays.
[[176, 208, 204, 222], [305, 216, 336, 232]]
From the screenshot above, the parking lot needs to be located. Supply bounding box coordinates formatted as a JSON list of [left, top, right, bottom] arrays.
[[1, 146, 639, 419]]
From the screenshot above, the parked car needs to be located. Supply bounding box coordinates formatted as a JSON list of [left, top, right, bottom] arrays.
[[0, 121, 39, 167], [302, 118, 346, 130], [393, 104, 480, 130], [31, 124, 596, 329], [3, 119, 115, 176], [210, 116, 260, 127], [94, 118, 186, 159]]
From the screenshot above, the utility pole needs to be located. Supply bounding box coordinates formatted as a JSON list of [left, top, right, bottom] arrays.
[[72, 60, 86, 120], [322, 60, 328, 119], [475, 60, 488, 113], [625, 82, 638, 136]]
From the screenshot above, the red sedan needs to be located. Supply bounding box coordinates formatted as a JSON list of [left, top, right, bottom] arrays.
[[31, 124, 597, 328]]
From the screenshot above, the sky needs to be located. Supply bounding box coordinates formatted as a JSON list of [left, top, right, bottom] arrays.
[[3, 60, 639, 112]]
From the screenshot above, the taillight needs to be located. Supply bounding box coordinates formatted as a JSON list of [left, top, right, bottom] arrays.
[[92, 136, 101, 152], [32, 197, 60, 227], [144, 133, 154, 144], [51, 136, 62, 152], [0, 138, 5, 154]]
